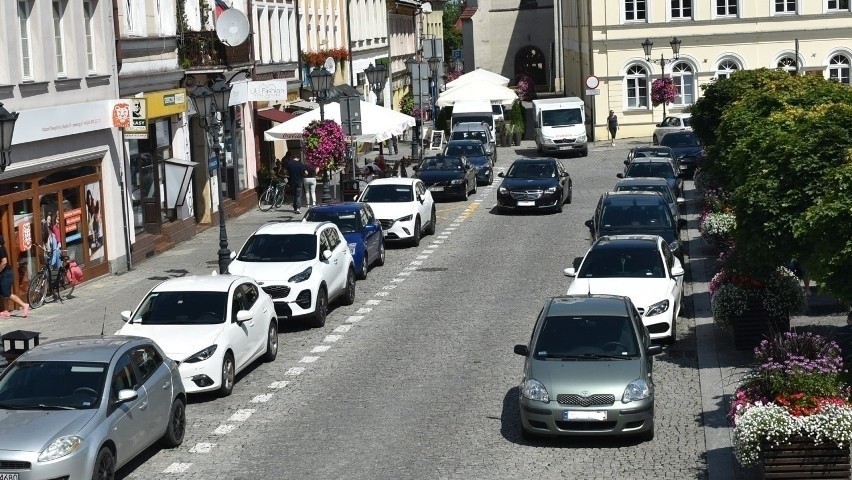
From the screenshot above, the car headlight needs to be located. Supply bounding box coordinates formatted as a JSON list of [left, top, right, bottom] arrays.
[[645, 299, 670, 317], [397, 214, 413, 222], [544, 186, 557, 194], [184, 345, 218, 364], [541, 137, 554, 144], [289, 266, 313, 283], [39, 436, 82, 462], [347, 243, 357, 255], [669, 240, 680, 252], [577, 133, 587, 142], [622, 378, 652, 403], [520, 378, 549, 403], [498, 186, 508, 194], [449, 178, 464, 185]]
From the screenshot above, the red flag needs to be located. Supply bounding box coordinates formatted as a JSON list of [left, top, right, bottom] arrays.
[[214, 0, 229, 19]]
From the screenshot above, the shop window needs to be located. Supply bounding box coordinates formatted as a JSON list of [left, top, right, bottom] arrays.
[[62, 186, 84, 264], [13, 199, 35, 296], [85, 182, 105, 266], [0, 182, 31, 196], [128, 118, 175, 234], [39, 193, 61, 258]]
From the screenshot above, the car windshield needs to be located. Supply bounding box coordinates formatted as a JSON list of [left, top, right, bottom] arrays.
[[419, 157, 464, 171], [533, 315, 639, 358], [238, 233, 317, 262], [452, 117, 493, 129], [506, 162, 556, 178], [361, 184, 414, 203], [616, 184, 673, 203], [682, 117, 692, 127], [634, 150, 673, 159], [0, 361, 108, 410], [445, 143, 485, 157], [492, 105, 503, 115], [541, 108, 583, 127], [131, 291, 228, 324], [626, 162, 675, 179], [304, 211, 359, 233], [451, 131, 488, 144], [660, 133, 699, 147], [577, 246, 665, 278], [601, 203, 673, 229]]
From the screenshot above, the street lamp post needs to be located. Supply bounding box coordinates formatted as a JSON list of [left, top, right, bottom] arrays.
[[364, 63, 388, 107], [642, 37, 682, 119], [428, 56, 440, 125], [405, 58, 421, 162], [309, 67, 334, 203], [0, 102, 20, 173]]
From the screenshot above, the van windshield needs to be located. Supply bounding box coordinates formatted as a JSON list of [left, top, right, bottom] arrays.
[[542, 108, 583, 127]]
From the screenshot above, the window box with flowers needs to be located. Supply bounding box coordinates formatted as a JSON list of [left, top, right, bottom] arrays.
[[730, 332, 852, 478]]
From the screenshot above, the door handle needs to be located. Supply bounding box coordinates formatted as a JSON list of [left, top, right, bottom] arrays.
[[139, 401, 148, 410], [162, 381, 171, 390]]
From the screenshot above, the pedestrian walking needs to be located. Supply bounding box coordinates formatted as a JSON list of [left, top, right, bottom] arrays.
[[283, 152, 307, 214], [0, 235, 29, 318], [391, 135, 399, 155], [304, 164, 318, 207], [607, 110, 619, 146]]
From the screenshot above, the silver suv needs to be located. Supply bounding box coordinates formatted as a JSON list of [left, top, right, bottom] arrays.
[[451, 122, 497, 164]]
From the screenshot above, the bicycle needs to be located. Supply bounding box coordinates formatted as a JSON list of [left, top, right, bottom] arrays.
[[27, 244, 75, 309], [258, 178, 289, 211]]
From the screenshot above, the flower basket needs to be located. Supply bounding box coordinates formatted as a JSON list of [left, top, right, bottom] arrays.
[[759, 435, 850, 479]]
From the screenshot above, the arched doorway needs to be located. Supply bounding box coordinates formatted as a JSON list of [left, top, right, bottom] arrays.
[[515, 46, 546, 87]]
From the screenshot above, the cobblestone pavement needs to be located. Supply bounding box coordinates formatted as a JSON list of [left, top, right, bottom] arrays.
[[2, 139, 710, 479]]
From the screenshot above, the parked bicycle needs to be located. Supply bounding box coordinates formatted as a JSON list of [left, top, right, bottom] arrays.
[[27, 244, 75, 308], [258, 178, 289, 211]]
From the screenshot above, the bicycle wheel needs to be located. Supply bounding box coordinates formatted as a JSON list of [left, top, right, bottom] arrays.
[[54, 269, 75, 301], [28, 272, 48, 309], [273, 188, 286, 209], [258, 186, 275, 211]]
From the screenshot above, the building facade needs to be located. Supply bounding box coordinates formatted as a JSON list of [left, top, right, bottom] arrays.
[[350, 0, 391, 105], [562, 0, 852, 140], [387, 0, 420, 110]]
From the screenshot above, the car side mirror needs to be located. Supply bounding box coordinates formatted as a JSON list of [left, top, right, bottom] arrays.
[[561, 172, 569, 177], [677, 219, 687, 230], [623, 160, 629, 165], [563, 267, 576, 277], [120, 310, 131, 323], [584, 219, 593, 229], [116, 389, 138, 404], [235, 310, 253, 324], [322, 250, 333, 260], [418, 195, 425, 204], [647, 345, 663, 356], [616, 173, 624, 178], [229, 251, 237, 260], [498, 172, 505, 177], [656, 123, 662, 127], [671, 265, 685, 277], [572, 256, 583, 270], [513, 344, 530, 356], [676, 197, 685, 204], [364, 223, 378, 233]]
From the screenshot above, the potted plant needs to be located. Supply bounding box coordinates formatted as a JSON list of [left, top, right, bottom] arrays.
[[510, 102, 525, 145], [730, 332, 852, 478], [699, 210, 735, 251]]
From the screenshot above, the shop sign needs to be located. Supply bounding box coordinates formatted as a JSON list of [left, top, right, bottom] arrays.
[[228, 80, 289, 106], [11, 100, 113, 145], [208, 155, 219, 175], [17, 220, 32, 252], [125, 99, 149, 140], [144, 88, 188, 118], [112, 101, 132, 128], [64, 208, 82, 233]]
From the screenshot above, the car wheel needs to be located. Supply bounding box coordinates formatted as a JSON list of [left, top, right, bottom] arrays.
[[308, 287, 327, 328], [219, 353, 235, 397], [376, 239, 386, 266], [471, 181, 477, 194], [462, 185, 469, 201], [262, 320, 278, 362], [666, 317, 677, 345], [488, 173, 494, 185], [410, 217, 421, 247], [566, 182, 573, 204], [358, 254, 369, 280], [425, 206, 436, 235], [652, 134, 659, 145], [160, 397, 186, 448], [92, 447, 115, 480], [342, 268, 356, 305]]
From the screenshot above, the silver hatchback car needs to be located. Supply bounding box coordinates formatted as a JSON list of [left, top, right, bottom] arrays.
[[0, 336, 186, 479], [514, 295, 662, 440]]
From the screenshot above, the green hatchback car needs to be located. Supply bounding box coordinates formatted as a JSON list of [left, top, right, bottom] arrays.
[[514, 295, 662, 440]]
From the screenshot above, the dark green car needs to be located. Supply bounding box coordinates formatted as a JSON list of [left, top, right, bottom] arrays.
[[514, 295, 662, 440]]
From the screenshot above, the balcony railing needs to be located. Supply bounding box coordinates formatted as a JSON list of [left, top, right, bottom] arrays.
[[179, 30, 251, 70]]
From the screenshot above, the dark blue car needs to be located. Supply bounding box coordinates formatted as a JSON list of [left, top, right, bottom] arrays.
[[304, 202, 385, 279]]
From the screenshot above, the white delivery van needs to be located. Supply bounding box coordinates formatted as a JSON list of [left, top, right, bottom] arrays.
[[532, 97, 588, 157], [451, 100, 495, 137]]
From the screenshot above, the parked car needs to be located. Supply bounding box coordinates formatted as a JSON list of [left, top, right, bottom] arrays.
[[625, 146, 680, 173], [496, 157, 573, 214], [357, 177, 436, 247], [118, 275, 279, 396], [658, 131, 705, 178], [0, 335, 186, 479], [617, 157, 683, 197], [585, 191, 686, 261], [614, 176, 685, 221], [303, 202, 385, 280], [652, 113, 692, 145], [565, 235, 685, 343], [227, 222, 356, 328], [450, 121, 497, 164], [413, 154, 478, 201], [444, 139, 494, 185], [514, 295, 662, 440]]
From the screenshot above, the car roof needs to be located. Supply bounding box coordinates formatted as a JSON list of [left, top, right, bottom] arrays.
[[615, 177, 670, 186], [446, 139, 482, 145], [594, 235, 661, 249], [368, 177, 418, 186], [21, 335, 145, 363], [306, 202, 364, 213], [545, 295, 631, 317], [602, 191, 666, 204], [150, 275, 248, 293], [628, 157, 674, 164], [254, 221, 327, 236]]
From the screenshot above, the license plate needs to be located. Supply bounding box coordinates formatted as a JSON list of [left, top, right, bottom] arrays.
[[563, 410, 607, 421], [0, 474, 19, 480], [517, 201, 535, 207], [429, 186, 444, 192], [558, 146, 571, 151]]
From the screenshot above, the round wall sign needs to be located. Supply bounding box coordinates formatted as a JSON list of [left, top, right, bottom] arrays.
[[585, 76, 600, 89]]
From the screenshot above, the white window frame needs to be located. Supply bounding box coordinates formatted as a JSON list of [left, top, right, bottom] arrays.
[[83, 0, 96, 74], [826, 0, 851, 12], [671, 62, 695, 106], [827, 54, 851, 84], [623, 0, 647, 23], [773, 0, 798, 15], [670, 0, 693, 20], [18, 0, 34, 81], [53, 0, 67, 78], [715, 59, 740, 79], [715, 0, 739, 17], [625, 64, 649, 109], [777, 56, 798, 75]]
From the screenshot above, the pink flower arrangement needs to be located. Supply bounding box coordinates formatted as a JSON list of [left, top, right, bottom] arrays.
[[651, 77, 677, 107], [445, 70, 462, 83], [516, 74, 535, 101], [302, 120, 346, 175]]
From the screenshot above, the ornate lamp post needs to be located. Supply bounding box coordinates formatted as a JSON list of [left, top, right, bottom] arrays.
[[406, 58, 421, 162], [0, 102, 20, 173], [309, 67, 334, 203], [642, 37, 682, 118], [364, 63, 388, 107], [209, 77, 235, 275], [428, 56, 440, 122]]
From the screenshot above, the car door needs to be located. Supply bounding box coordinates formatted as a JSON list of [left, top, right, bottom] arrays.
[[239, 282, 267, 359], [415, 181, 432, 224], [107, 351, 151, 466], [130, 344, 172, 448], [325, 227, 349, 295], [228, 285, 254, 371], [361, 206, 380, 262], [462, 157, 475, 188], [315, 228, 336, 292]]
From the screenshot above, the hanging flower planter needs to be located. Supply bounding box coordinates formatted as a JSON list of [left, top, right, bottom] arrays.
[[651, 77, 677, 107], [302, 120, 346, 177]]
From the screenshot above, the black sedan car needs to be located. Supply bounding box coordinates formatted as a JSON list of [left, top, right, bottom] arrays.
[[617, 157, 683, 197], [624, 146, 679, 173], [659, 131, 705, 178], [496, 157, 572, 214], [413, 154, 477, 201], [444, 139, 493, 185]]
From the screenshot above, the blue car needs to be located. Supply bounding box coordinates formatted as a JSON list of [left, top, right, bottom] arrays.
[[304, 202, 385, 279]]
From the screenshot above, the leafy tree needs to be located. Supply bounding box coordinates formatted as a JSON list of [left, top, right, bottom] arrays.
[[443, 1, 462, 60]]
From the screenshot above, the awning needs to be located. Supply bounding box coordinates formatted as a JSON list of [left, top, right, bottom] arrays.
[[459, 6, 477, 20], [257, 108, 295, 123]]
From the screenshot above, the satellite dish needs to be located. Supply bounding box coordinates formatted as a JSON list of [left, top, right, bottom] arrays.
[[323, 57, 336, 75], [215, 9, 250, 46]]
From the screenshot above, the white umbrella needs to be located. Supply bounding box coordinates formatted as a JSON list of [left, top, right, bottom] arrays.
[[445, 68, 510, 90], [436, 82, 518, 108], [264, 100, 415, 143]]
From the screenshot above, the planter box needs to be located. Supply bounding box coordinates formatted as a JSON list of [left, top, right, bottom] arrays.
[[730, 299, 790, 351], [761, 436, 851, 479]]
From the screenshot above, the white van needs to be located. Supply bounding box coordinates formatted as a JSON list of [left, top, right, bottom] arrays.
[[532, 97, 588, 157], [451, 100, 495, 138]]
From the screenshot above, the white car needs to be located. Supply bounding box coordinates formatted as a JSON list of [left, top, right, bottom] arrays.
[[117, 275, 278, 396], [227, 221, 356, 328], [564, 235, 684, 343], [652, 113, 692, 145], [357, 177, 436, 247]]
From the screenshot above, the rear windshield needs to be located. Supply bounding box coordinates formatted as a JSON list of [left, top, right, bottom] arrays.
[[601, 203, 673, 229], [534, 315, 639, 357], [660, 133, 699, 147], [577, 246, 665, 278], [626, 162, 675, 179], [237, 233, 317, 262], [445, 143, 485, 157], [452, 116, 493, 129], [616, 184, 673, 203], [451, 131, 488, 144]]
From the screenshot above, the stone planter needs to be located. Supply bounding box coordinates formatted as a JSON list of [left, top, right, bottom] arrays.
[[512, 132, 522, 146], [730, 299, 790, 351], [760, 435, 851, 479]]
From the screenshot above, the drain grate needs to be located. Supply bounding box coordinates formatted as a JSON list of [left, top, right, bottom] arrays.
[[416, 267, 448, 272]]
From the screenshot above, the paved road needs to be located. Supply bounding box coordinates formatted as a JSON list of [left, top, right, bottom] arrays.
[[1, 140, 708, 479]]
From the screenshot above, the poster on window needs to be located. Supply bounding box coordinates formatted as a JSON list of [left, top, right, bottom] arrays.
[[86, 182, 105, 263]]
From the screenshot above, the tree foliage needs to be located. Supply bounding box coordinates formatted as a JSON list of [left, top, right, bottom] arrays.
[[443, 1, 462, 59]]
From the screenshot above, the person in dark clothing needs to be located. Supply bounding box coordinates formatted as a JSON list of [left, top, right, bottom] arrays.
[[0, 235, 29, 317], [284, 152, 308, 213], [607, 110, 619, 146]]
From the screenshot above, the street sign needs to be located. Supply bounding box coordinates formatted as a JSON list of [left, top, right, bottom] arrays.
[[585, 88, 600, 96], [208, 155, 219, 175], [452, 49, 462, 60], [340, 95, 362, 137], [585, 75, 600, 89], [125, 98, 148, 139]]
